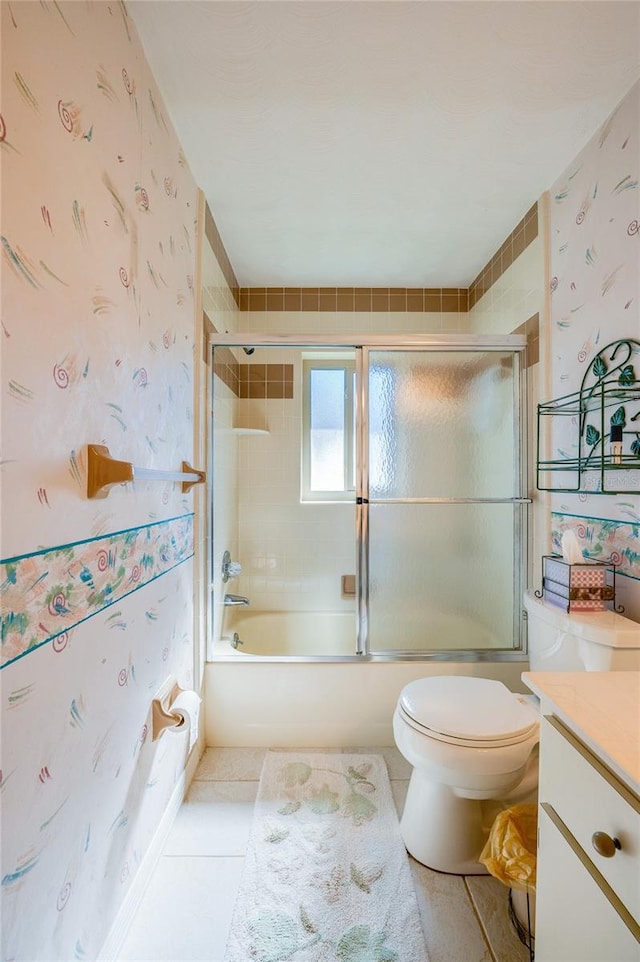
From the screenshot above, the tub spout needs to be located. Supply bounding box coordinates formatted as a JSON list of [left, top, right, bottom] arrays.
[[224, 593, 250, 607]]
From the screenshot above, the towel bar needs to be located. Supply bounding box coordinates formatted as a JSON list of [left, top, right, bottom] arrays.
[[87, 444, 206, 499]]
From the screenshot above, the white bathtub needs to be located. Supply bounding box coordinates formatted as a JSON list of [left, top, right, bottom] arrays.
[[205, 609, 528, 746], [216, 609, 355, 657], [214, 607, 498, 658]]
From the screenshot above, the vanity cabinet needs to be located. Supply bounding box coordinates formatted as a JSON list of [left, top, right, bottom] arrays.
[[535, 715, 640, 961]]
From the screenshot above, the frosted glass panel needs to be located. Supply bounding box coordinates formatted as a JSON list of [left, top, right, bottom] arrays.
[[368, 351, 516, 499], [368, 503, 518, 652], [309, 368, 346, 491]]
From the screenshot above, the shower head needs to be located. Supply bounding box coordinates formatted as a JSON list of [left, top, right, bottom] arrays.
[[243, 347, 255, 356]]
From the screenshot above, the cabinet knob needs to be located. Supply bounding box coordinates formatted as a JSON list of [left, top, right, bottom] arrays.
[[591, 832, 621, 858]]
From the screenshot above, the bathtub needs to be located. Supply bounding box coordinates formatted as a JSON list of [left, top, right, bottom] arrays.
[[215, 609, 355, 657], [205, 609, 528, 747]]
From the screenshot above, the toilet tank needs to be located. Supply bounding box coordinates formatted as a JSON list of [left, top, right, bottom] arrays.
[[524, 589, 640, 671]]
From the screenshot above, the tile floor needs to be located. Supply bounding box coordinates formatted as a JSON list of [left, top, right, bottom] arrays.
[[117, 747, 531, 962]]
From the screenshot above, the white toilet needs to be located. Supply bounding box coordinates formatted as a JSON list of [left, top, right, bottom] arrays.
[[393, 589, 640, 874]]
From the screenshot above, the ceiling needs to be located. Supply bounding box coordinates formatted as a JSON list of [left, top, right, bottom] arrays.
[[129, 1, 640, 288]]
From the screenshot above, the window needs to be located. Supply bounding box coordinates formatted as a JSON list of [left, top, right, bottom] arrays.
[[302, 359, 356, 501]]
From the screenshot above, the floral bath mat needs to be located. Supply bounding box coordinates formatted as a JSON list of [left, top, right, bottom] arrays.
[[223, 752, 428, 962]]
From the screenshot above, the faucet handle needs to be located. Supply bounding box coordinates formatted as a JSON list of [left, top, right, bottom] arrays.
[[222, 550, 242, 582]]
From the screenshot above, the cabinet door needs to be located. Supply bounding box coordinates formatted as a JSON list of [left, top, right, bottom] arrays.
[[539, 717, 640, 918], [536, 806, 640, 962]]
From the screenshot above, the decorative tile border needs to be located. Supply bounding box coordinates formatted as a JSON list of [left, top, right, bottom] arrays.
[[551, 512, 640, 580], [468, 202, 538, 309], [236, 287, 469, 313], [0, 514, 194, 669]]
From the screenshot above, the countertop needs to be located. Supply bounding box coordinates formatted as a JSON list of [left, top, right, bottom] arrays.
[[522, 671, 640, 797]]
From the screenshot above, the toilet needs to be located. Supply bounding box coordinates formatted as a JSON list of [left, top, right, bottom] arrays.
[[393, 589, 640, 874]]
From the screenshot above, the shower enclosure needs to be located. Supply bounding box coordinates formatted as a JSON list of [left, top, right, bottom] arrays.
[[209, 334, 530, 660]]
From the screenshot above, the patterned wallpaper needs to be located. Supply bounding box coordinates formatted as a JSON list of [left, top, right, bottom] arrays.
[[1, 4, 199, 959], [547, 80, 639, 610]]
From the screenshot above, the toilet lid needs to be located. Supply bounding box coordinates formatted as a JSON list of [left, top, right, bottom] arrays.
[[399, 676, 538, 745]]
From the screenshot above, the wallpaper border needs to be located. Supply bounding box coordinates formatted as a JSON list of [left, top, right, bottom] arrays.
[[1, 514, 194, 669], [551, 511, 640, 581]]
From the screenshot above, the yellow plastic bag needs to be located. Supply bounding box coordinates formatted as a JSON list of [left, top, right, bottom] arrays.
[[479, 803, 537, 892]]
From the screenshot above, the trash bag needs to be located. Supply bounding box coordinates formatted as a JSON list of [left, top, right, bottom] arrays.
[[479, 803, 537, 892]]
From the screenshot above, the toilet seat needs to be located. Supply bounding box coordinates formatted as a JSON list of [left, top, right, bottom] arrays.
[[398, 676, 538, 749]]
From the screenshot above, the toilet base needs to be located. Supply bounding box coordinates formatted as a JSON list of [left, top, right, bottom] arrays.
[[400, 769, 495, 874]]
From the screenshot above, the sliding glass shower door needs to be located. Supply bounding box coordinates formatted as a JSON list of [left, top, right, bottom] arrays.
[[359, 348, 527, 655], [209, 333, 528, 659]]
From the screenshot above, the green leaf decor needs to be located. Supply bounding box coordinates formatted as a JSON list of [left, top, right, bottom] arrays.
[[610, 406, 626, 427], [592, 356, 607, 378], [585, 424, 600, 446]]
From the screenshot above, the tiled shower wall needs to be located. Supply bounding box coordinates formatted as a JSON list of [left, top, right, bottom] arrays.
[[227, 327, 522, 619], [235, 350, 356, 613], [547, 80, 640, 619], [233, 311, 464, 615]]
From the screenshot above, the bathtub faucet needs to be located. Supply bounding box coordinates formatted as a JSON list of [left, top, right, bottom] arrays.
[[224, 593, 250, 607]]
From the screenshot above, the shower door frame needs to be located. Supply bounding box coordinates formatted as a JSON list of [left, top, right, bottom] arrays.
[[210, 332, 531, 661]]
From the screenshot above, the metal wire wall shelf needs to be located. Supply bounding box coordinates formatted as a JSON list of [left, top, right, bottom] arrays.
[[537, 338, 640, 494]]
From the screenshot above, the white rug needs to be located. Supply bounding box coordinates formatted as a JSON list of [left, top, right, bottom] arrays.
[[224, 752, 429, 962]]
